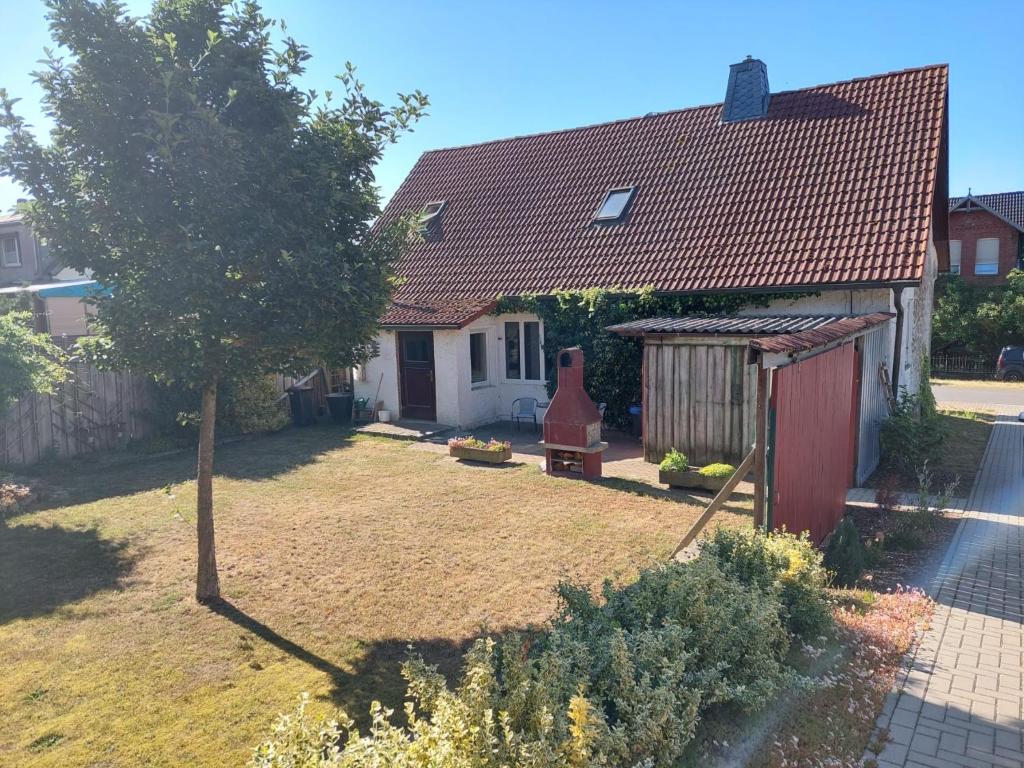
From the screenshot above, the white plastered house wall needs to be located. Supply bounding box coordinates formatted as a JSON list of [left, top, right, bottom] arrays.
[[353, 311, 548, 430], [739, 231, 939, 398]]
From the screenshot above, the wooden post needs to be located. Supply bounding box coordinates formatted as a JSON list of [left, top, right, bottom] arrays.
[[753, 364, 768, 529], [670, 448, 755, 559]]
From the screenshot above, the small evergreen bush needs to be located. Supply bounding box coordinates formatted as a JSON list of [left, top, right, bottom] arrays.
[[251, 556, 797, 767], [700, 527, 833, 642], [699, 462, 735, 478], [824, 516, 865, 587], [659, 448, 689, 472]]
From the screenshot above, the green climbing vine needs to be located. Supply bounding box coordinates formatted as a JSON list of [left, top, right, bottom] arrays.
[[495, 287, 812, 429]]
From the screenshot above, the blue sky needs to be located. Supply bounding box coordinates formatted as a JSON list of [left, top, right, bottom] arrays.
[[2, 0, 1022, 213]]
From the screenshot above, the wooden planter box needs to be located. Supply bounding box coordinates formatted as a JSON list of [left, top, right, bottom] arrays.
[[659, 468, 729, 492], [449, 445, 512, 464]]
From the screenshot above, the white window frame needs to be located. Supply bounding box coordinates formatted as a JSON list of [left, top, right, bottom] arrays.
[[975, 238, 999, 276], [948, 240, 961, 275], [0, 235, 21, 267], [469, 331, 488, 385], [502, 319, 545, 383]]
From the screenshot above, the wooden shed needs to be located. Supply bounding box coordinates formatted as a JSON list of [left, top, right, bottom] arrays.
[[610, 313, 894, 542]]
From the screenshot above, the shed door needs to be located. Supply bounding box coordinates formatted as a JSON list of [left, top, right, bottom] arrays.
[[769, 342, 856, 542]]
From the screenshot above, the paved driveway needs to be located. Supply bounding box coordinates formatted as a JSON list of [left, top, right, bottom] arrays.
[[933, 381, 1024, 413], [869, 411, 1024, 767]]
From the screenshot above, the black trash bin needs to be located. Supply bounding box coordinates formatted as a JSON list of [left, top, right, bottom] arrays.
[[326, 392, 354, 425], [287, 386, 316, 427]]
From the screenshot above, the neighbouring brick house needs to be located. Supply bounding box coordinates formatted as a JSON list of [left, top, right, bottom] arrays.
[[946, 191, 1024, 283], [355, 60, 949, 445]]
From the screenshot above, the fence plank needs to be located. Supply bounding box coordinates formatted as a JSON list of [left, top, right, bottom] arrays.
[[0, 365, 152, 467]]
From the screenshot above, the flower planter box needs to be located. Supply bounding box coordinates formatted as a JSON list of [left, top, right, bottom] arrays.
[[659, 468, 729, 492], [449, 445, 512, 464]]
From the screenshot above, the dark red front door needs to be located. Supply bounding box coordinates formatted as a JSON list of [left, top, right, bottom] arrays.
[[398, 331, 436, 421]]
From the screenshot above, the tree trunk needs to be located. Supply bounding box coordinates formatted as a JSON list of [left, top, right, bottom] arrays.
[[195, 376, 221, 603]]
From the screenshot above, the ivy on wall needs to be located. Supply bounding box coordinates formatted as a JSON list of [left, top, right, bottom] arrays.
[[496, 287, 811, 429]]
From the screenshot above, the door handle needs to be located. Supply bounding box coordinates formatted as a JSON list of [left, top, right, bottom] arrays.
[[428, 370, 434, 383]]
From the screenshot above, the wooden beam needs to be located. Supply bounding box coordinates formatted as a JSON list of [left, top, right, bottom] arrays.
[[670, 447, 755, 559], [753, 365, 768, 528]]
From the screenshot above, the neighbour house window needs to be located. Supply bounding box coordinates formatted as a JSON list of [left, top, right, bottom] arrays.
[[0, 235, 20, 267], [975, 238, 999, 276], [593, 186, 636, 223], [949, 240, 961, 275], [503, 320, 543, 380], [470, 332, 487, 384]]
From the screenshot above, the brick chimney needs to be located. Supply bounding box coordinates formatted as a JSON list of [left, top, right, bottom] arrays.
[[722, 56, 770, 122]]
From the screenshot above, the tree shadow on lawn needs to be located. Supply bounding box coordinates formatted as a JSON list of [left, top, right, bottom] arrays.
[[20, 424, 357, 513], [0, 521, 136, 623], [210, 600, 513, 731]]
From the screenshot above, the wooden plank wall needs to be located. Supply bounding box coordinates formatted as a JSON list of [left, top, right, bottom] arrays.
[[643, 338, 757, 465], [0, 363, 152, 467], [856, 326, 890, 485]]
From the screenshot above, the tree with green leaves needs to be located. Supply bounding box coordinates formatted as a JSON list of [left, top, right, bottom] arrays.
[[932, 269, 1024, 358], [0, 311, 66, 409], [0, 0, 427, 602]]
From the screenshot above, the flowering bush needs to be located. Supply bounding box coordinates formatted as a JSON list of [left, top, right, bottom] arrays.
[[447, 436, 511, 452], [700, 527, 833, 642], [658, 448, 689, 472], [251, 555, 796, 767], [698, 462, 735, 478]]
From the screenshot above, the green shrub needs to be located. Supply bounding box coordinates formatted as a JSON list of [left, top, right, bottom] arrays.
[[823, 516, 865, 587], [698, 462, 735, 478], [879, 387, 945, 478], [251, 556, 797, 767], [149, 375, 289, 441], [659, 448, 689, 472], [700, 527, 833, 642]]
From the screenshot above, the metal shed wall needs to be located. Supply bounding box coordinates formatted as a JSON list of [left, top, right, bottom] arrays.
[[855, 325, 891, 485], [770, 342, 856, 543], [643, 338, 757, 465]]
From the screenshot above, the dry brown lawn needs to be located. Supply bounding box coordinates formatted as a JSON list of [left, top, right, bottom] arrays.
[[0, 428, 748, 767]]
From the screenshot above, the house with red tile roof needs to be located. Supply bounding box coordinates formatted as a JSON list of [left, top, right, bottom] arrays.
[[946, 191, 1024, 283], [355, 58, 949, 432]]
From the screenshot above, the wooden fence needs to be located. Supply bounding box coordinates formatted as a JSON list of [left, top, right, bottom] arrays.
[[930, 354, 995, 379], [0, 363, 152, 467]]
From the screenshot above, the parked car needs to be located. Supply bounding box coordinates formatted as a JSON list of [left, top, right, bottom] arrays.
[[996, 346, 1024, 381]]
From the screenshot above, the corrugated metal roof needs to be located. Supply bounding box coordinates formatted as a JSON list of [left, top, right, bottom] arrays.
[[748, 312, 894, 354], [607, 314, 848, 337]]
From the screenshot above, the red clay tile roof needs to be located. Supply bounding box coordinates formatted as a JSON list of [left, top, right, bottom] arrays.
[[379, 64, 948, 325], [748, 312, 894, 355], [949, 191, 1024, 232], [380, 296, 496, 327]]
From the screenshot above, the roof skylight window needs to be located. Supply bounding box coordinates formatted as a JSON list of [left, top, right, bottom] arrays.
[[593, 187, 635, 223], [417, 200, 446, 233]]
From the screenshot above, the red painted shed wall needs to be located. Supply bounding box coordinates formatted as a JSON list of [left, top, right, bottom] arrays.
[[771, 343, 856, 543]]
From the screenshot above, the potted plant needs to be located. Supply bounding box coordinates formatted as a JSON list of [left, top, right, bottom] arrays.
[[448, 436, 513, 464], [658, 449, 736, 491]]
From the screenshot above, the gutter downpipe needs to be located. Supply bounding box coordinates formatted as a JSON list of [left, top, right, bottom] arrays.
[[891, 286, 905, 397]]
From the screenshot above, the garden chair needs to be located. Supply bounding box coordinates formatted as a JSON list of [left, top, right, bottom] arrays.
[[511, 397, 539, 432]]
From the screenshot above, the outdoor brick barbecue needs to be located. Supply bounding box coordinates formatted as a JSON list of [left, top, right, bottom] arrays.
[[541, 347, 607, 479]]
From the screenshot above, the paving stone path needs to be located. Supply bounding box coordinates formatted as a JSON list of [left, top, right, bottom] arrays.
[[871, 413, 1024, 768]]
